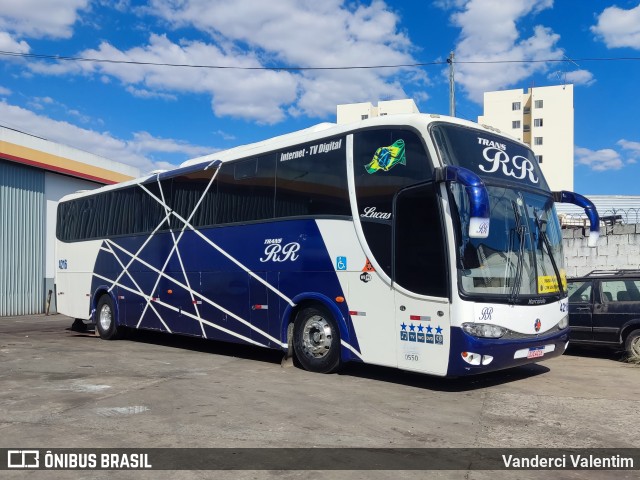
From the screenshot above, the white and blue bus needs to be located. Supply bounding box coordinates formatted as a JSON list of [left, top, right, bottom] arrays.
[[55, 114, 599, 377]]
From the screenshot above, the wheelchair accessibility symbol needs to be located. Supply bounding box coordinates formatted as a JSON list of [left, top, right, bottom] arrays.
[[336, 256, 347, 271]]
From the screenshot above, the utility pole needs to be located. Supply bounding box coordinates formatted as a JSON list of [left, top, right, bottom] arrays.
[[447, 51, 455, 117]]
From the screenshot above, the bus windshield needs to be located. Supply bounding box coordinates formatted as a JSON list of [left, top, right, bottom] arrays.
[[450, 184, 565, 300], [431, 123, 565, 301]]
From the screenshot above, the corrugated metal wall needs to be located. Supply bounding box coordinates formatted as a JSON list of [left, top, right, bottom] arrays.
[[0, 160, 45, 315]]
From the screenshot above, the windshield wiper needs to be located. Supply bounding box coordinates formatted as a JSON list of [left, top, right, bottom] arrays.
[[534, 210, 564, 295], [510, 200, 526, 304]]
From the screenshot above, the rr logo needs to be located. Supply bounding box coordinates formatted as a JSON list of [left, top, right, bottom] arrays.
[[7, 450, 40, 468], [260, 242, 301, 263], [478, 307, 493, 321]]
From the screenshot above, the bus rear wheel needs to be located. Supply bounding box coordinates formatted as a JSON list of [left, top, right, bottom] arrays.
[[95, 295, 122, 340], [293, 305, 341, 374]]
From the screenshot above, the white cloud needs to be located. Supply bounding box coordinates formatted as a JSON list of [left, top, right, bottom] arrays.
[[31, 34, 300, 124], [618, 139, 640, 159], [134, 0, 422, 119], [130, 131, 213, 158], [0, 85, 12, 96], [0, 31, 30, 53], [126, 86, 177, 101], [592, 4, 640, 49], [17, 1, 423, 123], [547, 69, 595, 86], [447, 0, 563, 103], [575, 146, 624, 172], [0, 0, 88, 39], [0, 99, 214, 172]]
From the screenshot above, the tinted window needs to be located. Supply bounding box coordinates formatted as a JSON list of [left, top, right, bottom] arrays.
[[217, 155, 276, 224], [171, 167, 217, 228], [275, 136, 349, 217], [353, 128, 432, 277], [431, 123, 548, 191], [601, 280, 640, 302], [394, 183, 448, 297], [568, 281, 592, 303], [56, 184, 167, 242]]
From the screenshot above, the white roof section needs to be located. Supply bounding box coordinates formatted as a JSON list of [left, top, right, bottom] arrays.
[[181, 113, 525, 168]]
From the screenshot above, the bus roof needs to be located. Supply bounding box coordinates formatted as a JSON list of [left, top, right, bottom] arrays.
[[58, 113, 523, 203]]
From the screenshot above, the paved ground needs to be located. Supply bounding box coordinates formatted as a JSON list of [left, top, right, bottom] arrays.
[[0, 314, 638, 480]]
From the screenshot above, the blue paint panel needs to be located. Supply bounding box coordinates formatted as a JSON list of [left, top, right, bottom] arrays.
[[89, 219, 361, 358], [446, 327, 569, 376]]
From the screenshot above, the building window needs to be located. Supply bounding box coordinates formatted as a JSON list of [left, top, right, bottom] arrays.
[[535, 155, 543, 164], [524, 107, 531, 114], [512, 102, 521, 111], [523, 124, 530, 132], [534, 99, 543, 108], [534, 118, 543, 127], [361, 114, 369, 120], [534, 137, 543, 145], [512, 120, 521, 129], [380, 113, 387, 116]]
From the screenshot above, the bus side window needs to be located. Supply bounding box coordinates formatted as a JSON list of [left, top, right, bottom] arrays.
[[393, 182, 448, 297], [217, 155, 276, 224], [275, 137, 349, 218]]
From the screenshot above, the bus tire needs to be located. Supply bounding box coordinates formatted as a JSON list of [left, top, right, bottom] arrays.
[[293, 305, 342, 374], [624, 329, 640, 361], [95, 295, 122, 340]]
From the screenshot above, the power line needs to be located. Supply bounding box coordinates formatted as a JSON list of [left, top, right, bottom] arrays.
[[0, 50, 639, 71]]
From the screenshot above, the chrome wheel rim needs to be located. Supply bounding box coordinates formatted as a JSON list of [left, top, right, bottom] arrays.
[[301, 315, 333, 359], [630, 336, 640, 359], [99, 303, 112, 332]]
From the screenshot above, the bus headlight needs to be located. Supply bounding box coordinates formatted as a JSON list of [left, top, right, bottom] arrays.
[[462, 322, 506, 338], [558, 315, 569, 330]]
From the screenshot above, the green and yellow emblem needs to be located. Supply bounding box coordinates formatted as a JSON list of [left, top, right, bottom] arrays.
[[365, 139, 406, 174]]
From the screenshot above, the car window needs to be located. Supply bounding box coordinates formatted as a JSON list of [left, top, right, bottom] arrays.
[[568, 281, 592, 303], [601, 280, 640, 302]]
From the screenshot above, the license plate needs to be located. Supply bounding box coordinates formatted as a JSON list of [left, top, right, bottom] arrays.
[[527, 347, 544, 359]]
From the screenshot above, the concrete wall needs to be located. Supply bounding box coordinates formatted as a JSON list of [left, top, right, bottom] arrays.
[[563, 224, 640, 278]]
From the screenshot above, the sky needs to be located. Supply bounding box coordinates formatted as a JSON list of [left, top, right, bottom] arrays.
[[0, 0, 639, 195]]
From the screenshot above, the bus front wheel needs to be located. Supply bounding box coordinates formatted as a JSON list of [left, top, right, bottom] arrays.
[[293, 305, 342, 374], [95, 295, 122, 340]]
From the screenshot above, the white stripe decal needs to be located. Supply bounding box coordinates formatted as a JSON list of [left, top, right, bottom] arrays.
[[341, 339, 363, 360], [104, 241, 171, 333], [139, 183, 295, 307], [93, 273, 267, 348], [102, 239, 287, 348]]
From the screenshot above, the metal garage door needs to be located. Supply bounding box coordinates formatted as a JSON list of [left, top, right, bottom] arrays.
[[0, 160, 45, 315]]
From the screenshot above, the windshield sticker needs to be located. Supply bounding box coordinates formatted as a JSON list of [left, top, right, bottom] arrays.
[[537, 274, 567, 294], [365, 139, 406, 173], [477, 136, 539, 184]]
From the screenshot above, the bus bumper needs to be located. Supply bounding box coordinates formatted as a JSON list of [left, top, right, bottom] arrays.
[[446, 326, 569, 377]]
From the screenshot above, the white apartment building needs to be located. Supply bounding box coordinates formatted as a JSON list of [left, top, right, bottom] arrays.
[[337, 99, 419, 124], [478, 84, 574, 191]]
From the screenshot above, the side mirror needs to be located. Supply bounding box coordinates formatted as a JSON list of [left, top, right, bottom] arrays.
[[436, 166, 490, 239], [553, 191, 600, 247]]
